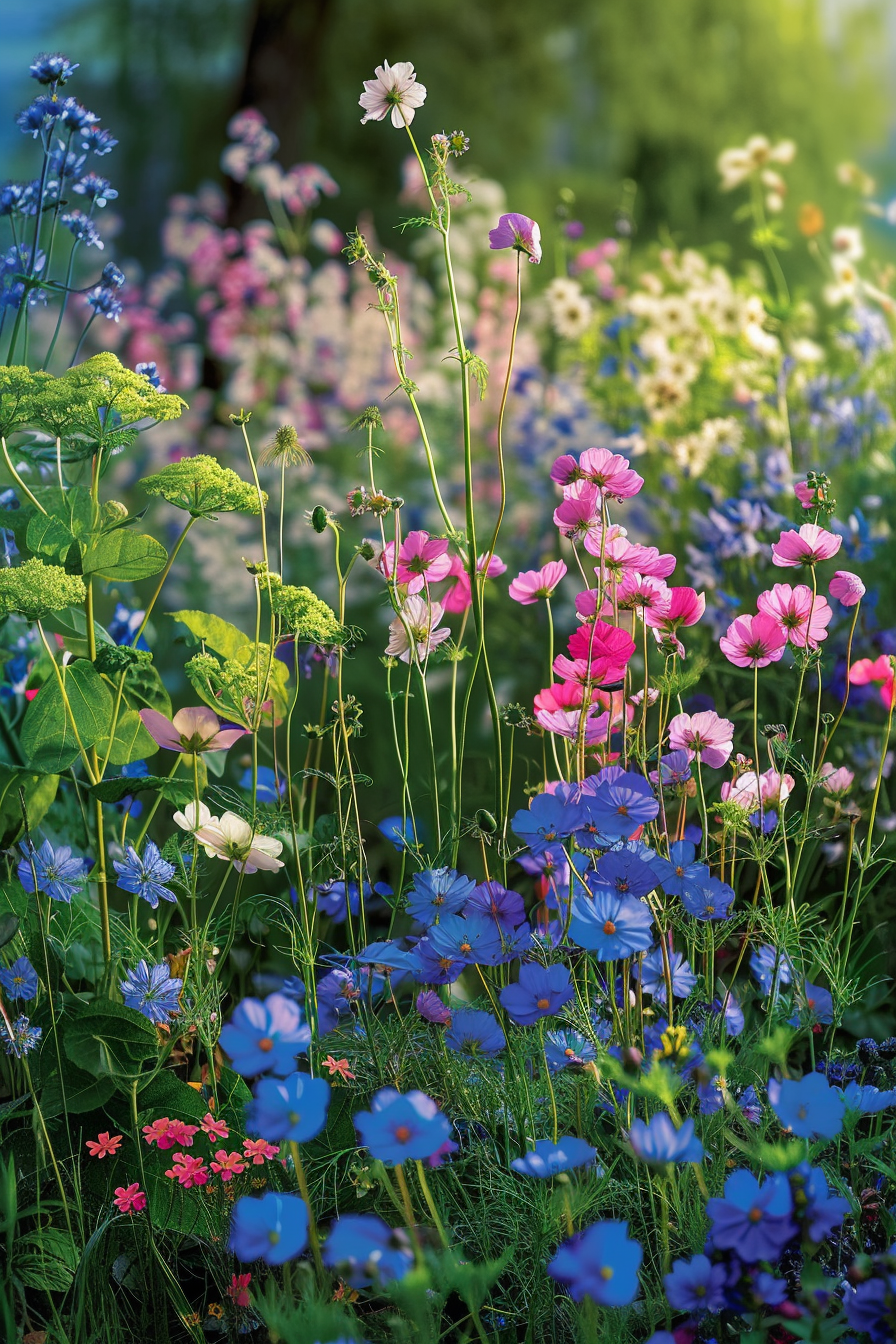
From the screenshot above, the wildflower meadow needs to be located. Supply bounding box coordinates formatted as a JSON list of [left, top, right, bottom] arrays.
[[3, 42, 896, 1344]]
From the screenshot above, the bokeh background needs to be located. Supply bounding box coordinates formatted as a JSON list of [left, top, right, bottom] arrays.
[[4, 0, 896, 270]]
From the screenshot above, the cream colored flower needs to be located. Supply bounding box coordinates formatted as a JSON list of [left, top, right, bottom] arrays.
[[194, 811, 284, 874], [831, 226, 864, 261], [386, 596, 451, 664]]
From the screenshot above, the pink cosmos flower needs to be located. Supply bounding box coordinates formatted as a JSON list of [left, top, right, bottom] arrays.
[[533, 681, 586, 714], [385, 595, 451, 663], [164, 1153, 209, 1189], [536, 690, 630, 744], [667, 711, 734, 769], [113, 1183, 146, 1214], [194, 811, 284, 874], [644, 586, 705, 632], [719, 613, 787, 668], [756, 584, 832, 648], [819, 763, 854, 796], [139, 706, 247, 754], [488, 212, 542, 264], [359, 60, 427, 128], [200, 1112, 229, 1141], [227, 1273, 252, 1307], [441, 553, 506, 613], [549, 447, 643, 499], [86, 1132, 123, 1159], [396, 530, 453, 592], [566, 621, 636, 683], [553, 481, 602, 546], [771, 524, 842, 568], [509, 560, 567, 604], [721, 769, 794, 811], [242, 1137, 280, 1164], [849, 656, 896, 709], [612, 571, 671, 614], [829, 571, 865, 607], [210, 1149, 247, 1182]]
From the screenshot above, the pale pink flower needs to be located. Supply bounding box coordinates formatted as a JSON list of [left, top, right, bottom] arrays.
[[644, 586, 705, 632], [829, 571, 865, 607], [210, 1149, 247, 1182], [849, 656, 896, 709], [553, 481, 602, 545], [164, 1153, 209, 1189], [113, 1183, 146, 1214], [139, 706, 247, 754], [509, 560, 567, 604], [441, 553, 506, 614], [667, 711, 734, 769], [172, 800, 213, 836], [396, 530, 452, 592], [359, 60, 427, 128], [488, 212, 542, 264], [194, 811, 284, 874], [550, 447, 643, 499], [721, 768, 795, 811], [385, 596, 451, 663], [756, 584, 832, 648], [771, 524, 842, 568], [629, 545, 676, 579], [719, 613, 787, 668], [819, 763, 854, 796]]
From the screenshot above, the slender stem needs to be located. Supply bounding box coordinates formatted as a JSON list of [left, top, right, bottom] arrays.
[[130, 514, 197, 646]]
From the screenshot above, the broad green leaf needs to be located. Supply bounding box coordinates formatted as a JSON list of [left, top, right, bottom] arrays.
[[0, 763, 59, 845], [120, 659, 172, 717], [26, 511, 76, 563], [14, 1227, 79, 1291], [0, 912, 18, 949], [44, 604, 115, 649], [97, 707, 158, 766], [20, 661, 113, 773], [81, 530, 168, 582], [170, 609, 251, 659], [90, 773, 194, 806], [39, 1057, 115, 1116], [64, 999, 160, 1083]]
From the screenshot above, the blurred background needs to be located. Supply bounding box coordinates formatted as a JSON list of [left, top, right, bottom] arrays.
[[3, 0, 895, 268]]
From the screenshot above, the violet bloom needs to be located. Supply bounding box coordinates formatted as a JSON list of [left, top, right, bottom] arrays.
[[139, 705, 247, 754], [771, 523, 842, 568], [488, 212, 542, 264], [359, 60, 427, 128], [667, 710, 734, 769], [719, 612, 787, 668], [829, 570, 865, 607], [508, 560, 567, 605], [756, 583, 832, 649], [706, 1170, 797, 1261], [627, 1113, 703, 1166], [395, 530, 452, 592]]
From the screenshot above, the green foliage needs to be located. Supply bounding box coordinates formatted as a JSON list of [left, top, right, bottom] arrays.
[[0, 763, 59, 845], [140, 452, 265, 516], [80, 529, 168, 582], [20, 660, 113, 772], [269, 576, 344, 642], [64, 999, 160, 1084]]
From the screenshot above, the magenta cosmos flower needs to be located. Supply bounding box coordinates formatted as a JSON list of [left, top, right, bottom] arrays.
[[395, 531, 453, 592], [509, 560, 567, 605], [488, 212, 542, 263], [359, 60, 427, 128], [719, 613, 787, 669], [667, 711, 734, 769], [441, 552, 506, 614], [139, 706, 247, 754], [644, 586, 705, 632], [550, 447, 643, 500], [771, 524, 842, 568], [829, 570, 865, 607], [756, 584, 832, 649], [849, 656, 896, 709]]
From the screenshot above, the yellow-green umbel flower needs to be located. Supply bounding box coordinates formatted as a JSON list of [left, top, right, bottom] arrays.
[[139, 455, 266, 517], [269, 580, 342, 643], [0, 558, 86, 621]]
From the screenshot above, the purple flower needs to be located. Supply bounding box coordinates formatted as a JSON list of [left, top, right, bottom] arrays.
[[769, 1073, 845, 1141], [568, 889, 654, 960], [488, 212, 542, 264], [219, 993, 311, 1077], [499, 962, 574, 1025], [576, 769, 659, 843], [663, 1254, 728, 1313], [465, 880, 526, 929], [409, 939, 466, 984], [444, 1008, 505, 1057], [354, 1088, 452, 1165], [416, 990, 451, 1024], [627, 1113, 703, 1166], [511, 1137, 598, 1178], [548, 1220, 642, 1305], [706, 1170, 797, 1262], [791, 1164, 850, 1242], [590, 849, 659, 900]]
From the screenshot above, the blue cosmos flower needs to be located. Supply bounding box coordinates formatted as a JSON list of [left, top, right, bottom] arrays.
[[0, 956, 38, 1000], [706, 1170, 797, 1261], [627, 1114, 703, 1166], [408, 938, 466, 985], [750, 943, 792, 998], [790, 1164, 850, 1242], [113, 840, 176, 909], [426, 913, 504, 966], [567, 889, 654, 959], [590, 849, 660, 900], [18, 838, 88, 902], [840, 1081, 896, 1114], [634, 947, 696, 1002], [316, 968, 360, 1016], [619, 839, 675, 888], [444, 1008, 505, 1057], [355, 1088, 452, 1165], [576, 769, 659, 844], [405, 867, 474, 924], [749, 1270, 789, 1307], [220, 993, 311, 1076], [710, 989, 744, 1035], [548, 1219, 642, 1306], [495, 921, 534, 962], [250, 1072, 330, 1144], [663, 1254, 728, 1313], [511, 1137, 598, 1178], [378, 814, 416, 850], [229, 1192, 308, 1265], [798, 980, 834, 1024], [120, 960, 182, 1024], [681, 875, 735, 920], [0, 1015, 41, 1056], [651, 749, 692, 788], [770, 1073, 845, 1141], [465, 880, 526, 929], [354, 941, 414, 973], [313, 878, 390, 922], [843, 1275, 896, 1342], [499, 961, 574, 1025], [544, 1028, 596, 1072], [511, 791, 584, 855], [322, 1214, 413, 1287]]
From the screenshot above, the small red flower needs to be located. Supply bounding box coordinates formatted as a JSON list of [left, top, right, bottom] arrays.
[[113, 1182, 146, 1214], [164, 1153, 209, 1189], [85, 1132, 123, 1159], [322, 1054, 356, 1081], [210, 1150, 246, 1182], [226, 1272, 251, 1307]]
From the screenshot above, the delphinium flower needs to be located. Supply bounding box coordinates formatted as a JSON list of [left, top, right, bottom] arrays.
[[322, 1214, 414, 1287], [359, 61, 427, 128], [17, 838, 88, 902], [627, 1113, 703, 1166], [568, 889, 654, 959], [354, 1088, 452, 1165], [508, 560, 567, 604], [250, 1072, 331, 1143], [113, 841, 176, 909], [0, 1015, 42, 1057], [488, 212, 542, 264], [85, 1131, 123, 1159], [385, 596, 451, 663], [220, 993, 311, 1076], [120, 961, 183, 1025], [544, 1028, 597, 1072], [444, 1008, 506, 1057], [667, 711, 734, 768], [719, 612, 787, 667], [113, 1183, 146, 1214], [139, 705, 247, 753], [194, 811, 284, 874], [756, 583, 832, 648], [229, 1192, 308, 1265], [771, 523, 842, 568], [499, 962, 574, 1025], [511, 1137, 598, 1178], [0, 956, 38, 1000], [634, 947, 696, 1002], [829, 570, 865, 606], [706, 1170, 797, 1260], [663, 1255, 728, 1313], [769, 1073, 845, 1141], [405, 868, 475, 925], [548, 1220, 643, 1305]]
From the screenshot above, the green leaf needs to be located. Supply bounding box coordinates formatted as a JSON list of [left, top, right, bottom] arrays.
[[14, 1226, 79, 1291], [90, 773, 194, 805], [96, 707, 158, 766], [0, 912, 18, 949], [20, 661, 113, 773], [26, 510, 77, 563], [170, 609, 251, 659], [0, 762, 59, 845], [120, 659, 172, 717], [81, 530, 168, 582], [64, 999, 160, 1083], [39, 1056, 115, 1117]]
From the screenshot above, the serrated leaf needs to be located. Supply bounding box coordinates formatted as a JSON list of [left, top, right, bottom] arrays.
[[81, 530, 168, 581], [170, 609, 251, 659], [20, 661, 113, 773], [26, 510, 77, 562]]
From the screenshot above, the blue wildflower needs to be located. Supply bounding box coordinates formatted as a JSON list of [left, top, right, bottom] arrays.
[[568, 889, 654, 959], [770, 1073, 845, 1141], [681, 874, 735, 921], [706, 1170, 797, 1261], [466, 879, 526, 929], [113, 840, 176, 909], [738, 1084, 762, 1124], [590, 849, 660, 900], [750, 944, 792, 998], [576, 769, 659, 844], [548, 1220, 642, 1306], [840, 1081, 896, 1114], [0, 956, 38, 1001], [250, 1072, 330, 1143], [355, 1088, 452, 1165], [627, 1113, 703, 1166], [511, 1137, 598, 1178], [405, 868, 474, 925], [0, 1014, 41, 1057], [749, 1270, 789, 1307], [239, 765, 283, 802], [85, 285, 122, 320], [18, 838, 88, 903], [791, 1164, 850, 1242], [17, 97, 61, 136], [634, 947, 696, 1002], [510, 790, 583, 855], [322, 1214, 413, 1287], [843, 1275, 896, 1342], [799, 980, 834, 1024], [662, 840, 710, 898], [544, 1028, 597, 1072], [58, 99, 98, 132], [219, 993, 311, 1076], [30, 54, 79, 85], [663, 1254, 728, 1313], [378, 814, 416, 850], [426, 912, 504, 966], [408, 938, 466, 985], [316, 968, 360, 1016], [72, 172, 117, 206], [120, 961, 182, 1025], [444, 1008, 505, 1057], [229, 1192, 308, 1265], [650, 750, 692, 788], [499, 961, 574, 1025], [80, 125, 117, 156]]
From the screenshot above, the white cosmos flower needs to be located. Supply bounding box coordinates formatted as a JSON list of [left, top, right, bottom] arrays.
[[386, 596, 450, 664], [173, 800, 215, 836], [359, 60, 427, 129], [194, 811, 284, 874], [831, 226, 864, 261]]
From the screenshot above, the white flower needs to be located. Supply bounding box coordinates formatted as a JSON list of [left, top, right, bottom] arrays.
[[743, 321, 780, 358], [640, 370, 690, 419], [173, 800, 214, 835], [359, 60, 427, 129], [194, 811, 284, 874], [549, 281, 593, 339], [717, 136, 796, 190], [790, 338, 825, 363], [831, 226, 864, 261], [386, 596, 451, 664]]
